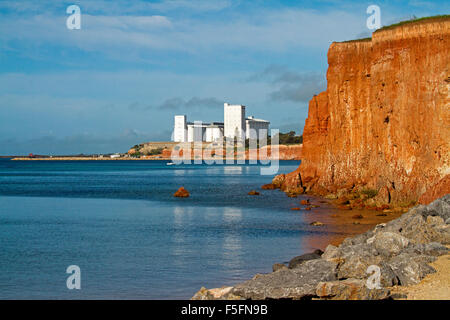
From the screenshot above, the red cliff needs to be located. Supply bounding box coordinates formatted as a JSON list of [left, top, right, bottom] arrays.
[[278, 17, 450, 207]]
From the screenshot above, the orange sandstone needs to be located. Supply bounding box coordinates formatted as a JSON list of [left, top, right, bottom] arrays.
[[278, 17, 450, 207]]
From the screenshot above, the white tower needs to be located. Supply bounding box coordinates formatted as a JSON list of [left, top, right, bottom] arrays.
[[224, 103, 245, 141], [173, 115, 187, 142]]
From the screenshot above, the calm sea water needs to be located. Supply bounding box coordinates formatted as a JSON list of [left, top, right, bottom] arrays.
[[0, 159, 345, 299]]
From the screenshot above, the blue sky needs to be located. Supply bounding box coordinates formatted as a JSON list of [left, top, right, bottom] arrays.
[[0, 0, 448, 155]]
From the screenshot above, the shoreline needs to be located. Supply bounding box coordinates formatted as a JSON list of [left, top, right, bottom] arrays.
[[10, 157, 300, 161], [192, 195, 450, 300]]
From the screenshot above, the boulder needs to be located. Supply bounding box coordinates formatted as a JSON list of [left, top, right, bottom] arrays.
[[231, 259, 337, 300], [316, 279, 390, 300], [403, 242, 449, 257], [192, 286, 241, 300], [272, 174, 286, 188], [337, 244, 382, 279], [378, 262, 401, 287], [310, 221, 324, 226], [372, 232, 409, 257], [322, 245, 340, 261], [272, 263, 288, 272], [420, 198, 450, 221], [426, 215, 445, 227], [288, 249, 323, 269], [173, 187, 190, 198], [261, 183, 277, 190], [300, 199, 310, 205], [399, 214, 441, 244], [387, 253, 436, 286], [248, 190, 260, 196]]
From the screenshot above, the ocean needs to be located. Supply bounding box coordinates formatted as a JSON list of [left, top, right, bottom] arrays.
[[0, 159, 349, 299]]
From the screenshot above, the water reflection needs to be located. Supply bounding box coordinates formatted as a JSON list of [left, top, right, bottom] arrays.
[[173, 169, 187, 176], [222, 207, 242, 223], [222, 166, 243, 174], [222, 207, 243, 271]]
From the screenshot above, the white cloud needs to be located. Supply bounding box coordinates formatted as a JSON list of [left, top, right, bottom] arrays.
[[0, 7, 366, 61]]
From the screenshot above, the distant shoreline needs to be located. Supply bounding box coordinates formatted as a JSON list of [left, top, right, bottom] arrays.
[[10, 157, 300, 161]]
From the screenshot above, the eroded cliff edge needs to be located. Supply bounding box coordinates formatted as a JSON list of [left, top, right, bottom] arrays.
[[278, 17, 450, 207]]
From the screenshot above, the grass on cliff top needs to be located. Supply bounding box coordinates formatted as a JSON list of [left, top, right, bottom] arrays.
[[339, 37, 372, 43], [338, 15, 449, 43], [376, 14, 450, 32]]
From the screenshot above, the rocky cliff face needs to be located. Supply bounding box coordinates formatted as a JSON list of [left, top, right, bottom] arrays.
[[280, 17, 450, 207]]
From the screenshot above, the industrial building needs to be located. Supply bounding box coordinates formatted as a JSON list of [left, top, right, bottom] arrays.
[[173, 103, 269, 143]]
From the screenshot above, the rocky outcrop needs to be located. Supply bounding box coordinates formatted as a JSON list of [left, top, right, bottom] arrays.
[[288, 249, 323, 269], [192, 195, 450, 300], [281, 17, 450, 206], [174, 187, 190, 198]]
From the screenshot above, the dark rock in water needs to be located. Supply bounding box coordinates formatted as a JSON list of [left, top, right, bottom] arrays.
[[231, 259, 337, 300], [352, 214, 364, 219], [248, 190, 260, 196], [316, 278, 390, 300], [288, 249, 323, 269], [272, 263, 288, 272]]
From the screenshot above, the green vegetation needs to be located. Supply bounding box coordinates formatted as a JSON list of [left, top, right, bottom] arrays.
[[146, 148, 164, 156], [360, 189, 378, 199], [338, 15, 449, 44], [270, 131, 303, 145], [376, 15, 449, 32], [339, 37, 372, 44], [244, 131, 303, 149]]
